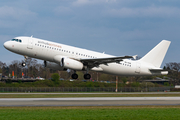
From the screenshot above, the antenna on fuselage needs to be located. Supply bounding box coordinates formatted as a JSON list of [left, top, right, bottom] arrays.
[[31, 35, 33, 38]]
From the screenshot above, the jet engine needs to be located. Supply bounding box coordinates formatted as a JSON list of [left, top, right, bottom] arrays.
[[44, 61, 66, 71], [61, 57, 83, 70]]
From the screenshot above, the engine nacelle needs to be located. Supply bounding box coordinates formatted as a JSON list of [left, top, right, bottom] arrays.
[[61, 58, 83, 70], [44, 61, 66, 71]]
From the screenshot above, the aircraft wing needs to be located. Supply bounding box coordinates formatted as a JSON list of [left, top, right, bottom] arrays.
[[79, 56, 133, 68]]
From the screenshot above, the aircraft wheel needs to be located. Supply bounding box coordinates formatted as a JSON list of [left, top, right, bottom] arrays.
[[84, 73, 91, 79], [22, 62, 26, 67], [71, 73, 78, 79]]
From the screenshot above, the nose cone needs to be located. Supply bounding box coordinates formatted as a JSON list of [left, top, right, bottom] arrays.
[[4, 41, 11, 50]]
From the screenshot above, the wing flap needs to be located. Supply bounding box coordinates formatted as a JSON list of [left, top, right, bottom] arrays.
[[81, 56, 132, 62]]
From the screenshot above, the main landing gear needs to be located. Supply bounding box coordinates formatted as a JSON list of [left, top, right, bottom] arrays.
[[71, 73, 78, 79], [84, 68, 91, 79], [84, 73, 91, 79], [71, 71, 91, 80], [22, 56, 28, 67]]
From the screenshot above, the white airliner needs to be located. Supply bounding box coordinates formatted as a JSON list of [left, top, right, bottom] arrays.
[[4, 36, 171, 79]]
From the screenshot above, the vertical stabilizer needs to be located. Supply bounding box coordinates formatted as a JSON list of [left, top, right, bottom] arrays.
[[140, 40, 171, 68]]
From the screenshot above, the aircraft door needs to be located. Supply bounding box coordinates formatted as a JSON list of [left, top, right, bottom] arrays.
[[135, 63, 141, 73], [27, 36, 33, 49]]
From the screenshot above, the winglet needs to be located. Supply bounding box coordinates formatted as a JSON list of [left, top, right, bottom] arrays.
[[133, 55, 138, 60]]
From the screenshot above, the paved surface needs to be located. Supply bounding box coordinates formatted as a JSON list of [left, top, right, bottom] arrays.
[[0, 92, 180, 94], [0, 97, 180, 106]]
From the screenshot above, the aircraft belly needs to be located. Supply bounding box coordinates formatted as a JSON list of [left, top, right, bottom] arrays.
[[100, 63, 136, 76]]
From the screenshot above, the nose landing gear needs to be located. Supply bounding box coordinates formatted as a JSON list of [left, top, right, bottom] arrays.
[[22, 56, 28, 67], [22, 62, 26, 67]]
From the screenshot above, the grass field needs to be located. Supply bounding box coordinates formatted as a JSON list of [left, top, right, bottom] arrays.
[[0, 93, 180, 98], [0, 106, 180, 120]]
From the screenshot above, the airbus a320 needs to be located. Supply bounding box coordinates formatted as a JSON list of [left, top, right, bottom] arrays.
[[4, 36, 171, 79]]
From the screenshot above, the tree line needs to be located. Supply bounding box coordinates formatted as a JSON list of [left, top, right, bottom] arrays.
[[0, 58, 180, 85], [0, 58, 124, 82]]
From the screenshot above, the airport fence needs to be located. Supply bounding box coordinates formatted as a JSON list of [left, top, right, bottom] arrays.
[[0, 86, 174, 92]]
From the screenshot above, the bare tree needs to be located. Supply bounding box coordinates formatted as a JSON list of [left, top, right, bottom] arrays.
[[166, 62, 180, 85]]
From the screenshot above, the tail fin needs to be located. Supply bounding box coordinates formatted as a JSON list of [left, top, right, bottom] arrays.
[[140, 40, 171, 68]]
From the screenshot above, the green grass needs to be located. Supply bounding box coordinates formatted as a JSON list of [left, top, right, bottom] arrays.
[[0, 93, 180, 98], [0, 106, 180, 120]]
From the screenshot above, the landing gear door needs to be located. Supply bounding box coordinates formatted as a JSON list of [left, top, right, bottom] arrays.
[[135, 63, 141, 73], [27, 36, 33, 49]]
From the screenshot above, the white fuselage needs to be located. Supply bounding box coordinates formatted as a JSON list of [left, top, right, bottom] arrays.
[[4, 36, 170, 76]]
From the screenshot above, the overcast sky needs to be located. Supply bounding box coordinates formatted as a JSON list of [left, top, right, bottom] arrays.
[[0, 0, 179, 67]]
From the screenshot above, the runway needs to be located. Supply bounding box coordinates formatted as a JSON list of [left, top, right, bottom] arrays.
[[0, 97, 180, 106], [1, 92, 180, 94]]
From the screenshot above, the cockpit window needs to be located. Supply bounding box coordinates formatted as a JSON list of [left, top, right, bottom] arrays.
[[12, 39, 22, 43]]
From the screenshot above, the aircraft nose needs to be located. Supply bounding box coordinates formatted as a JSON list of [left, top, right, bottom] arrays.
[[4, 41, 11, 49]]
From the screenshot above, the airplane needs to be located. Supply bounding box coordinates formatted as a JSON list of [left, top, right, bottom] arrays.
[[3, 36, 171, 79]]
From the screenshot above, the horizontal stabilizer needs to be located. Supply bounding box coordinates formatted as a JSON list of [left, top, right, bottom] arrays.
[[149, 69, 168, 75], [149, 69, 169, 72]]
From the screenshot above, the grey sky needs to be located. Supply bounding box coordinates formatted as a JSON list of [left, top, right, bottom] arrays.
[[0, 0, 179, 67]]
